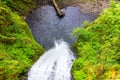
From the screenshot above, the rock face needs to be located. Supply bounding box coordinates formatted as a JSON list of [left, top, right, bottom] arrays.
[[56, 0, 110, 15]]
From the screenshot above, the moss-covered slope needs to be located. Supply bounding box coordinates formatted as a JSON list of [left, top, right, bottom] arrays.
[[1, 0, 38, 15], [0, 0, 44, 80], [72, 1, 120, 80]]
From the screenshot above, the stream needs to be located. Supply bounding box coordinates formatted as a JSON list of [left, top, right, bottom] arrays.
[[28, 40, 75, 80], [26, 5, 96, 80]]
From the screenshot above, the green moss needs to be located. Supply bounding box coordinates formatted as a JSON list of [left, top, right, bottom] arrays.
[[0, 0, 44, 80], [72, 0, 120, 80], [1, 0, 38, 15]]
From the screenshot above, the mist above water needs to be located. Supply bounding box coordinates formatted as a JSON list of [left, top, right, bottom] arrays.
[[26, 5, 96, 50]]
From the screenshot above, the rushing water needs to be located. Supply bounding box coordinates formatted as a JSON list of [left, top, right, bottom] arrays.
[[28, 40, 75, 80], [27, 5, 96, 80]]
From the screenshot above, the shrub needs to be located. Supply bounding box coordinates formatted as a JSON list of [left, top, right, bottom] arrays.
[[72, 1, 120, 80], [0, 1, 44, 79]]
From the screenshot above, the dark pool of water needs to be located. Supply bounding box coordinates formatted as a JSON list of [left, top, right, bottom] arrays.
[[26, 5, 96, 50]]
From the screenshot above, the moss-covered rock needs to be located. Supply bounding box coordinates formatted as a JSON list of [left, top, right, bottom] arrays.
[[0, 0, 44, 80], [72, 1, 120, 80]]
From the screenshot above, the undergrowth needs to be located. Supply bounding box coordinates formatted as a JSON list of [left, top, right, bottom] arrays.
[[0, 0, 44, 79], [72, 0, 120, 80]]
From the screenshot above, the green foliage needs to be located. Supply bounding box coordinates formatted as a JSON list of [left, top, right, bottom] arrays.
[[72, 1, 120, 80], [0, 1, 44, 80], [0, 0, 38, 15]]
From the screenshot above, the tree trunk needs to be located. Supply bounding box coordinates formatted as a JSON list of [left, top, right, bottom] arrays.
[[52, 0, 65, 17]]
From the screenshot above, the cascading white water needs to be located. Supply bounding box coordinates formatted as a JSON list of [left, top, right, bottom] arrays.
[[28, 40, 75, 80]]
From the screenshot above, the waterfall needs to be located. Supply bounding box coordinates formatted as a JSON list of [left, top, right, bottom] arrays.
[[26, 5, 96, 80], [28, 40, 75, 80]]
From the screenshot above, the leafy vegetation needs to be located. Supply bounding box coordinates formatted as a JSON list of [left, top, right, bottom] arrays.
[[0, 0, 38, 15], [0, 0, 44, 80], [72, 0, 120, 80]]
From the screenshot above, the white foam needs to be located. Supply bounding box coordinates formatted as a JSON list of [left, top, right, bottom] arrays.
[[28, 40, 75, 80]]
